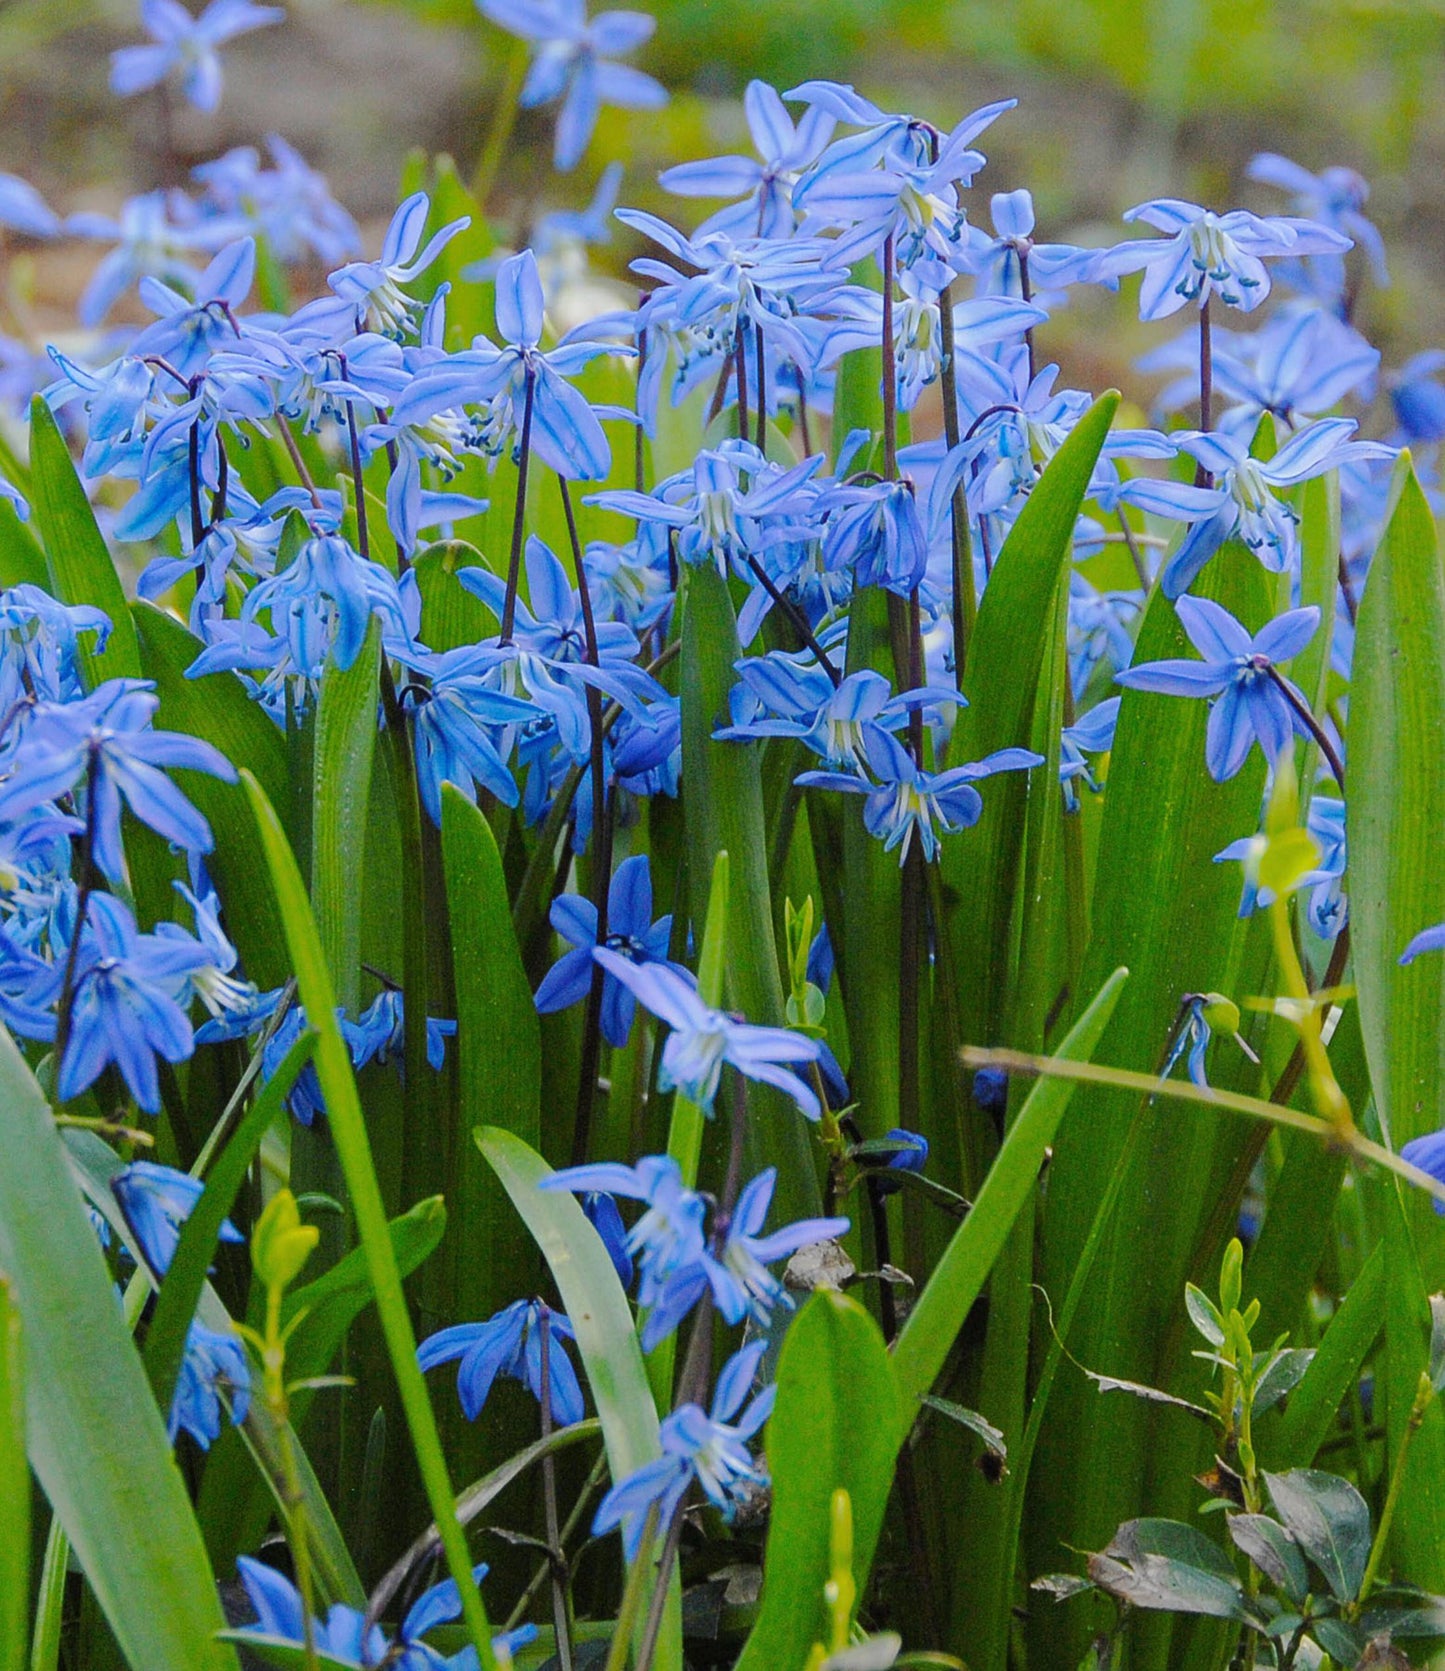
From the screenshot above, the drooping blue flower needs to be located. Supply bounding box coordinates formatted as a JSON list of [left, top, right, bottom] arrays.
[[593, 1342, 774, 1559], [394, 649, 533, 825], [344, 987, 457, 1074], [169, 1321, 250, 1448], [129, 237, 257, 378], [1103, 199, 1352, 320], [1161, 995, 1216, 1090], [112, 1158, 244, 1278], [194, 134, 361, 266], [541, 1154, 707, 1318], [1115, 596, 1319, 782], [798, 726, 1042, 865], [0, 678, 236, 882], [110, 0, 284, 113], [327, 192, 469, 338], [534, 854, 679, 1046], [1146, 418, 1392, 597], [68, 190, 239, 328], [582, 1189, 633, 1288], [591, 950, 823, 1119], [1215, 794, 1346, 936], [239, 534, 411, 679], [0, 173, 60, 239], [59, 893, 213, 1111], [1060, 696, 1120, 812], [0, 584, 110, 710], [480, 0, 668, 171], [418, 1299, 584, 1427], [235, 1556, 534, 1668], [871, 1128, 928, 1195], [1389, 353, 1445, 447]]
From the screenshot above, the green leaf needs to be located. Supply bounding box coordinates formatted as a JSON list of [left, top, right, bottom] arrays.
[[1263, 1469, 1371, 1604], [144, 1028, 316, 1415], [1347, 456, 1445, 1585], [891, 966, 1129, 1417], [0, 1279, 25, 1671], [0, 1029, 238, 1671], [1227, 1513, 1308, 1605], [242, 770, 500, 1670], [681, 560, 820, 1218], [28, 395, 140, 684], [216, 1635, 357, 1671], [413, 541, 494, 652], [0, 499, 48, 589], [475, 1126, 682, 1671], [1087, 1519, 1251, 1621], [1264, 1243, 1384, 1470], [941, 391, 1120, 1045], [133, 600, 292, 988], [734, 1292, 904, 1671], [311, 621, 382, 1012]]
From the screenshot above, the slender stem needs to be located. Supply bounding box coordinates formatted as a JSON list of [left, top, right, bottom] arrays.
[[754, 323, 767, 452], [634, 1502, 686, 1671], [797, 372, 814, 458], [500, 369, 538, 645], [211, 432, 230, 528], [505, 1451, 609, 1632], [705, 350, 734, 428], [1195, 294, 1214, 487], [600, 1507, 660, 1671], [898, 591, 926, 1144], [1264, 664, 1346, 790], [1117, 505, 1151, 590], [1354, 1373, 1433, 1614], [937, 281, 975, 681], [634, 301, 648, 494], [342, 397, 372, 562], [1337, 553, 1359, 625], [186, 389, 205, 550], [54, 746, 100, 1080], [881, 234, 898, 480], [559, 478, 613, 1167], [1269, 925, 1351, 1110], [278, 419, 326, 512], [744, 554, 840, 686], [733, 321, 749, 446], [1018, 246, 1037, 383], [538, 1310, 574, 1671]]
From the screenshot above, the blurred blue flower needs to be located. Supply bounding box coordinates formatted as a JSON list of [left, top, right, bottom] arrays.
[[0, 173, 60, 239], [110, 0, 284, 114], [170, 1322, 250, 1447], [112, 1158, 243, 1277]]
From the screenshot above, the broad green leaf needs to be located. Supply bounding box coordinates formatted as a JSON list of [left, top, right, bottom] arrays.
[[1263, 1242, 1384, 1470], [1263, 1469, 1371, 1604], [1088, 1519, 1251, 1621], [133, 600, 291, 987], [0, 1279, 24, 1671], [891, 965, 1129, 1418], [0, 1030, 237, 1671], [311, 620, 381, 1012], [1227, 1514, 1309, 1606], [1347, 457, 1445, 1585], [476, 1126, 682, 1671], [28, 395, 140, 684], [680, 560, 819, 1217], [242, 770, 500, 1670], [0, 499, 47, 588], [413, 541, 493, 651], [941, 391, 1120, 1046], [734, 1292, 903, 1671], [215, 1636, 357, 1671]]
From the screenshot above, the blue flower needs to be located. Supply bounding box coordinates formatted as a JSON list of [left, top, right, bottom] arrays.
[[112, 1158, 243, 1278], [0, 173, 60, 239], [169, 1322, 250, 1448], [1389, 353, 1445, 446], [1060, 696, 1120, 812], [235, 1556, 534, 1668], [480, 0, 667, 172], [1401, 923, 1445, 966], [129, 237, 257, 378], [871, 1128, 929, 1196], [1145, 419, 1392, 598], [68, 190, 235, 327], [534, 854, 678, 1046], [1400, 1129, 1445, 1216], [194, 134, 361, 266], [59, 893, 213, 1111], [327, 192, 469, 338], [110, 0, 284, 113], [1104, 199, 1351, 320], [391, 249, 622, 479], [1115, 596, 1319, 783], [0, 678, 236, 882], [1247, 153, 1388, 292], [344, 988, 456, 1073], [240, 534, 411, 679], [418, 1299, 584, 1427], [798, 727, 1042, 865], [582, 1189, 633, 1288], [591, 950, 823, 1119], [1161, 996, 1216, 1090], [593, 1342, 774, 1559], [541, 1155, 707, 1318]]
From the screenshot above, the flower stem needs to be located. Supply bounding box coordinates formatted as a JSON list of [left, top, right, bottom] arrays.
[[937, 280, 976, 680], [733, 321, 750, 445], [1353, 1371, 1435, 1614], [499, 369, 537, 645], [754, 322, 767, 452], [881, 234, 898, 480], [54, 745, 100, 1083], [344, 399, 371, 562], [1195, 294, 1214, 487], [1264, 663, 1346, 790], [538, 1310, 575, 1671]]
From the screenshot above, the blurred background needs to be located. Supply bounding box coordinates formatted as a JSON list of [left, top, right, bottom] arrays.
[[4, 0, 1445, 409]]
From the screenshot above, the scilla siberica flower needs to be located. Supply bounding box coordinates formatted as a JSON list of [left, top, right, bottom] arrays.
[[593, 1341, 774, 1558], [480, 0, 667, 173], [418, 1299, 584, 1427], [326, 192, 469, 339], [798, 726, 1042, 866], [534, 854, 680, 1046], [0, 174, 60, 239], [1115, 597, 1319, 783], [0, 677, 237, 883], [591, 950, 823, 1119], [170, 1322, 250, 1448], [1401, 923, 1445, 967], [112, 1158, 243, 1278], [1104, 199, 1352, 320], [235, 1556, 534, 1667], [109, 0, 283, 115]]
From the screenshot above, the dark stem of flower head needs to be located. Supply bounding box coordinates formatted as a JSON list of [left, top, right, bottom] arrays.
[[343, 396, 371, 562], [537, 1308, 575, 1671], [881, 232, 898, 480], [186, 377, 205, 550], [937, 280, 975, 681], [634, 298, 649, 494], [1195, 293, 1215, 488], [1263, 662, 1346, 791], [559, 476, 615, 1168], [733, 319, 750, 445], [500, 367, 538, 646], [754, 322, 767, 452], [1019, 245, 1038, 382], [55, 744, 101, 1078], [745, 554, 841, 687]]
